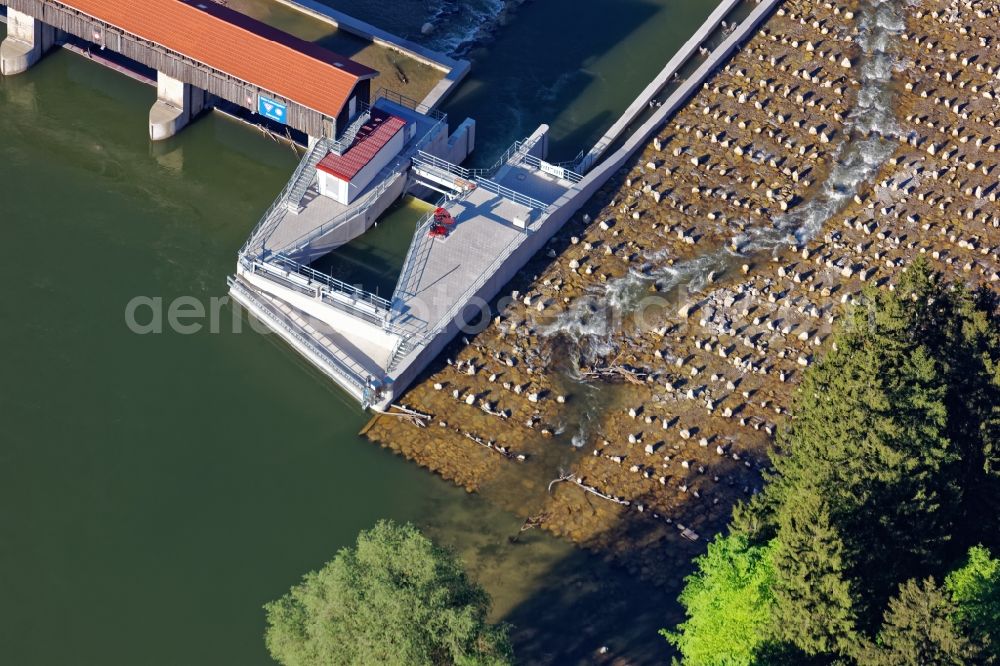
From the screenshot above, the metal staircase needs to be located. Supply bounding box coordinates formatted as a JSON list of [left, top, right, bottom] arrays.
[[386, 336, 418, 372], [389, 208, 438, 314], [329, 108, 372, 156], [285, 138, 330, 214]]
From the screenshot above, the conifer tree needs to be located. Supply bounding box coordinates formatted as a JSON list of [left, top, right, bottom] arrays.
[[771, 489, 858, 657], [892, 262, 1000, 551], [767, 273, 958, 619], [668, 263, 1000, 664], [863, 577, 980, 666]]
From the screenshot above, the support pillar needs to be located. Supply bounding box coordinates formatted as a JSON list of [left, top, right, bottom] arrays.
[[0, 8, 56, 76], [444, 118, 476, 164], [524, 124, 550, 161], [149, 72, 207, 141]]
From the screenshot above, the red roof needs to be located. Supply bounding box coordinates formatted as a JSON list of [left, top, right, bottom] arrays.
[[316, 110, 407, 182], [57, 0, 377, 118]]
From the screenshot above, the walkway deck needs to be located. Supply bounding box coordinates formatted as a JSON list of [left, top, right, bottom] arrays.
[[261, 168, 406, 257], [493, 162, 578, 206], [250, 97, 445, 259], [393, 187, 533, 331]]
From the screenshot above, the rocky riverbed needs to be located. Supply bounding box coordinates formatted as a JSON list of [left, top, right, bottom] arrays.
[[367, 0, 1000, 587]]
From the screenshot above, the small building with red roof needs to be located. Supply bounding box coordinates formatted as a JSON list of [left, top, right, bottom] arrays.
[[316, 109, 411, 205]]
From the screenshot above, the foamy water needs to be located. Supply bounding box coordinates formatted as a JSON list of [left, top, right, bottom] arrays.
[[544, 0, 904, 347], [423, 0, 508, 56]]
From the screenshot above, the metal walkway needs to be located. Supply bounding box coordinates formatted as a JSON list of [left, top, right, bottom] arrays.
[[228, 276, 375, 401], [411, 152, 478, 196]]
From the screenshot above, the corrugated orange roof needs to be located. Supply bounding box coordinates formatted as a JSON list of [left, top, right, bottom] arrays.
[[58, 0, 377, 118], [316, 110, 407, 181]]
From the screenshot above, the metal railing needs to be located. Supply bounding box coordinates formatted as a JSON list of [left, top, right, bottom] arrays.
[[375, 88, 447, 120], [478, 139, 532, 178], [270, 111, 449, 256], [267, 253, 392, 311], [240, 89, 449, 257], [470, 134, 556, 180], [328, 105, 372, 155], [384, 224, 528, 371], [388, 205, 441, 310], [386, 336, 406, 371], [240, 137, 330, 254], [240, 253, 431, 349], [228, 276, 367, 392], [413, 151, 474, 180], [276, 163, 408, 256], [475, 177, 549, 212], [285, 139, 332, 213], [516, 152, 584, 184], [243, 257, 396, 331]]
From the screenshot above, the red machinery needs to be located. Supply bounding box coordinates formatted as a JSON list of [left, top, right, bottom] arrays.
[[434, 207, 455, 226], [428, 207, 455, 238]]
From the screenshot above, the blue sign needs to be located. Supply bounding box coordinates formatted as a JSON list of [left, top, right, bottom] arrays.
[[257, 95, 287, 123]]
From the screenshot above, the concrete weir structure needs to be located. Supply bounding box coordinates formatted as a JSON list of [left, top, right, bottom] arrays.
[[0, 0, 379, 141], [2, 0, 781, 410], [229, 0, 783, 410]]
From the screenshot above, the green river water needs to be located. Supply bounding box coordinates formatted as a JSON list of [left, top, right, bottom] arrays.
[[0, 1, 719, 662]]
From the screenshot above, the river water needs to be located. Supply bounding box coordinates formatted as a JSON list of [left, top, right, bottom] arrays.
[[0, 1, 719, 662]]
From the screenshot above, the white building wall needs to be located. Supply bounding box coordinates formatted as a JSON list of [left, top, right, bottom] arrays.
[[318, 172, 349, 203], [316, 124, 406, 206], [344, 125, 406, 203]]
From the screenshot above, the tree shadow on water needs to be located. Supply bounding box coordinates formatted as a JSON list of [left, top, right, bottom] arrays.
[[502, 496, 710, 665]]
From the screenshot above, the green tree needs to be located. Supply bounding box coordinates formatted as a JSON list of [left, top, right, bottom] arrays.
[[946, 545, 1000, 663], [663, 534, 777, 666], [863, 577, 980, 666], [264, 520, 512, 666], [669, 263, 1000, 664], [759, 262, 999, 626], [893, 264, 1000, 549], [753, 262, 973, 620], [771, 489, 858, 657]]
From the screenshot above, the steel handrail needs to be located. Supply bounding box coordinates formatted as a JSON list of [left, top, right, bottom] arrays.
[[413, 151, 474, 179], [267, 254, 392, 310], [514, 152, 584, 183], [374, 88, 447, 120], [241, 255, 425, 344], [241, 137, 330, 254], [328, 105, 372, 155], [228, 277, 367, 391], [388, 206, 440, 309], [273, 107, 448, 255], [385, 226, 527, 369], [275, 164, 408, 255], [474, 177, 549, 212]]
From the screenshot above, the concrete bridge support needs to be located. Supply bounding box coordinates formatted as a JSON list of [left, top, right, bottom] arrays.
[[0, 8, 56, 76], [149, 72, 207, 141], [443, 118, 476, 165]]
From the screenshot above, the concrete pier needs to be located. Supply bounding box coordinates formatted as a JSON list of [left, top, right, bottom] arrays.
[[0, 8, 55, 76], [149, 72, 207, 141]]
